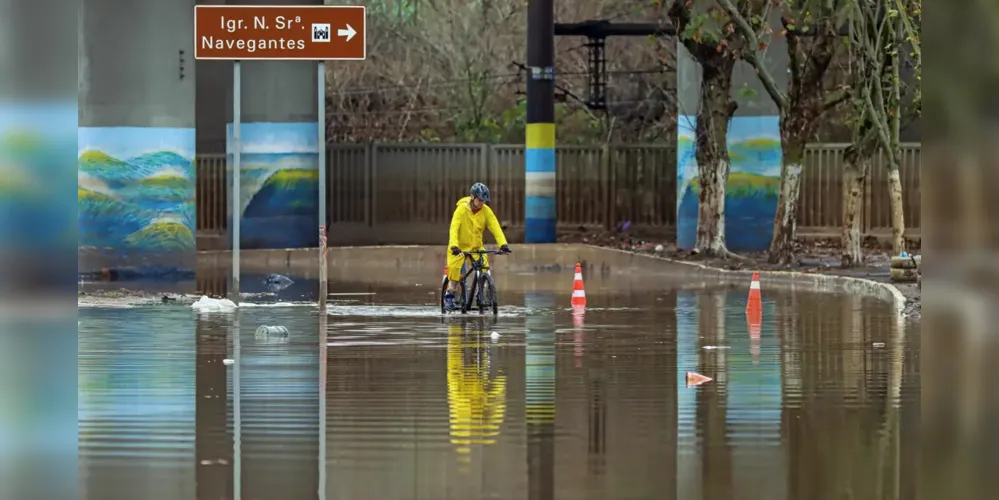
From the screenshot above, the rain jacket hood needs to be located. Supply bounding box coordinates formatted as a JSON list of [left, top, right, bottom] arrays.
[[448, 196, 508, 251]]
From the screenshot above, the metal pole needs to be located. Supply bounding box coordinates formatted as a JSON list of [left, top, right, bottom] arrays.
[[318, 61, 328, 312], [525, 0, 557, 243], [232, 61, 242, 304]]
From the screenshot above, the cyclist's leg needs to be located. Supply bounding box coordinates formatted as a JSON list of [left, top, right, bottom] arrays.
[[445, 252, 464, 309], [477, 247, 489, 269]]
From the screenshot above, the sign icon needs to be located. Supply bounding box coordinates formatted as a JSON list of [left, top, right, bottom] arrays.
[[312, 23, 330, 42], [338, 24, 357, 42]]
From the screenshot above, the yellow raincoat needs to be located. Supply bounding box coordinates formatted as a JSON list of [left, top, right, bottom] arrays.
[[446, 196, 508, 282]]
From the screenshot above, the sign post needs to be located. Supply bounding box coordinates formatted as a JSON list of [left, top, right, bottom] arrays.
[[318, 60, 327, 313], [195, 5, 366, 310], [232, 61, 241, 304]]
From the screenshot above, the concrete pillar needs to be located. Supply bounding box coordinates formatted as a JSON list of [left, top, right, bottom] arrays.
[[0, 0, 78, 296], [78, 0, 197, 281], [675, 25, 788, 252], [226, 0, 322, 250]]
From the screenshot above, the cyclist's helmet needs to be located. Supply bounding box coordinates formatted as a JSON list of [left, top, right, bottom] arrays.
[[470, 182, 491, 202]]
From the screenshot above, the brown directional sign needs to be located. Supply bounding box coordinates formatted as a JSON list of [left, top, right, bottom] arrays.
[[194, 5, 366, 60]]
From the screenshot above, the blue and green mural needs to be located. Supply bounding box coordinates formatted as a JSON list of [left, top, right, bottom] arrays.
[[1, 103, 77, 254], [677, 115, 781, 251], [227, 122, 319, 249], [78, 127, 195, 254]]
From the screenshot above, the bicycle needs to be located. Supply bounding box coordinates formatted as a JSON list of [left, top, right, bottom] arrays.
[[440, 249, 506, 316]]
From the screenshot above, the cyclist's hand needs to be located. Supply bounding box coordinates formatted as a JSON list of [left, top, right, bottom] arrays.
[[451, 246, 462, 256], [500, 244, 511, 254]]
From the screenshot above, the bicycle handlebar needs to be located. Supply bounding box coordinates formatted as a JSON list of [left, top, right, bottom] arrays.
[[463, 249, 508, 256]]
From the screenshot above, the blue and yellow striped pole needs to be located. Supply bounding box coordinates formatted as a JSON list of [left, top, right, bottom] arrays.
[[525, 0, 556, 243]]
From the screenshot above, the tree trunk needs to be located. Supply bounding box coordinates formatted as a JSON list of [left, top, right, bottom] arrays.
[[692, 53, 737, 256], [768, 120, 808, 264], [887, 167, 906, 254], [841, 148, 871, 267]]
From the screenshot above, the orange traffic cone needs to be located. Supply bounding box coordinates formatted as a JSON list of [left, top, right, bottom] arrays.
[[571, 263, 587, 307], [746, 271, 762, 314], [685, 371, 713, 387]]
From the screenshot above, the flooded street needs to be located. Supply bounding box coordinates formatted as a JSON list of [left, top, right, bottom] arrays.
[[78, 286, 919, 500]]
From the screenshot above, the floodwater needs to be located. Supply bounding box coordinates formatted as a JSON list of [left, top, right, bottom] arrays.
[[78, 285, 919, 500]]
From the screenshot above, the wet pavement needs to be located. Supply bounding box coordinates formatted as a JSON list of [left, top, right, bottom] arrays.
[[78, 284, 919, 500]]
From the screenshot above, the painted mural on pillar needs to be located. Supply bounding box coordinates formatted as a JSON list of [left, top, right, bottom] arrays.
[[227, 122, 318, 249], [78, 127, 196, 253], [1, 103, 77, 253], [677, 115, 781, 251]]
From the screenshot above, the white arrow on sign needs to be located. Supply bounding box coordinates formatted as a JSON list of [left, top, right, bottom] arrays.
[[337, 24, 357, 42]]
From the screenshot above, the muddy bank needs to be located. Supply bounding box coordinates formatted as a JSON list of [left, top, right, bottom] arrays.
[[559, 228, 921, 320]]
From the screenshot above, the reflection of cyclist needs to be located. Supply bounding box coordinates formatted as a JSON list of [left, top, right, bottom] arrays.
[[445, 183, 511, 311], [446, 320, 507, 458]]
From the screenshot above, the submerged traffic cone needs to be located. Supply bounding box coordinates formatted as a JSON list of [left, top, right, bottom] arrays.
[[685, 371, 713, 387], [747, 310, 762, 366], [746, 271, 762, 314], [747, 310, 762, 338], [571, 263, 587, 307], [572, 306, 585, 367]]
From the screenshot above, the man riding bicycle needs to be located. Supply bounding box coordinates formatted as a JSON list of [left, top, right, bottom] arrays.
[[445, 182, 511, 311]]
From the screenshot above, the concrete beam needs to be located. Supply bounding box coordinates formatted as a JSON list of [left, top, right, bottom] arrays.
[[78, 0, 197, 290]]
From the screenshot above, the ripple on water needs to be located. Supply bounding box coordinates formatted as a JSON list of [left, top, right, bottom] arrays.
[[78, 287, 917, 500]]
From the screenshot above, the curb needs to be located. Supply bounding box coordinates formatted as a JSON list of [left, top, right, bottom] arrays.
[[583, 245, 909, 318]]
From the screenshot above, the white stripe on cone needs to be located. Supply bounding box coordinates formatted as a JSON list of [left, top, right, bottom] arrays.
[[750, 280, 760, 289], [572, 290, 586, 297], [574, 273, 583, 280]]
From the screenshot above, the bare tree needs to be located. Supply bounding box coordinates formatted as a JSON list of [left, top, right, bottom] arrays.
[[324, 0, 676, 143], [719, 0, 848, 264], [842, 0, 920, 257]]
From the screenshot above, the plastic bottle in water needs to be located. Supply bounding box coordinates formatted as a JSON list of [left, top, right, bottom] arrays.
[[255, 325, 289, 336]]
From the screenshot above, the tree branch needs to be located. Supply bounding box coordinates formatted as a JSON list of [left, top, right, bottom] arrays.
[[862, 86, 893, 163], [821, 86, 851, 112], [716, 0, 788, 110]]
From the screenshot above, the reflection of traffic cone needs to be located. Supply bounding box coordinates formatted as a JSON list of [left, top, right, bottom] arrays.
[[747, 310, 762, 338], [685, 371, 712, 387], [572, 306, 585, 367], [746, 271, 762, 314], [747, 311, 762, 365], [750, 336, 761, 366], [571, 263, 587, 307]]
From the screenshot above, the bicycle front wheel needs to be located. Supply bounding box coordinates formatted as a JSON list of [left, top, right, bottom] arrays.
[[482, 273, 498, 316]]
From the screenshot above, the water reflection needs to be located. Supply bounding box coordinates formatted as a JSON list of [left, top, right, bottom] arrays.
[[78, 308, 196, 499], [77, 286, 917, 500], [524, 292, 555, 500], [446, 318, 508, 460], [195, 314, 234, 500], [240, 313, 319, 498]]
